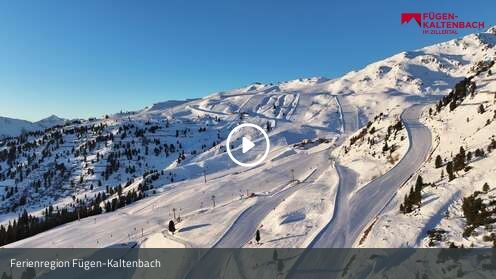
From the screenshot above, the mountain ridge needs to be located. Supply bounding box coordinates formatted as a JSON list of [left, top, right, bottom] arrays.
[[1, 26, 495, 249], [0, 115, 66, 138]]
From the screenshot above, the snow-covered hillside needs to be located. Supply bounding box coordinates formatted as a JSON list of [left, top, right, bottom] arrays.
[[360, 60, 496, 248], [1, 26, 495, 248], [0, 115, 66, 138], [34, 115, 66, 129], [0, 117, 35, 139], [333, 112, 409, 191]]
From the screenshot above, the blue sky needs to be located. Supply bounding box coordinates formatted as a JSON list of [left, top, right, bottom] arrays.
[[0, 0, 494, 121]]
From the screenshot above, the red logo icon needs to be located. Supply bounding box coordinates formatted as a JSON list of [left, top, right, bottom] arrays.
[[401, 13, 422, 26], [400, 12, 484, 35]]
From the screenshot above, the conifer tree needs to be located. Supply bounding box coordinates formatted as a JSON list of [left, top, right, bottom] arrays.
[[255, 229, 261, 244], [449, 101, 457, 111], [446, 161, 455, 181], [168, 220, 176, 235], [415, 176, 423, 194], [453, 147, 466, 172], [483, 183, 490, 192], [435, 155, 443, 168], [478, 104, 486, 114]]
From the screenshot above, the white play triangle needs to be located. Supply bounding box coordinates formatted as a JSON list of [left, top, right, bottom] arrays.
[[242, 137, 255, 153]]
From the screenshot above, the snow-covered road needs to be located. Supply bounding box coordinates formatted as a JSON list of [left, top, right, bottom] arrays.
[[212, 95, 358, 248], [214, 168, 318, 248], [287, 104, 432, 278], [335, 95, 359, 134], [309, 104, 432, 248]]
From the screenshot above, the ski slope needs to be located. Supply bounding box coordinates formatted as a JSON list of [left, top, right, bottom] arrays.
[[309, 104, 432, 247], [286, 104, 432, 279], [213, 95, 359, 248], [213, 168, 318, 248], [1, 26, 495, 250], [183, 92, 361, 277]]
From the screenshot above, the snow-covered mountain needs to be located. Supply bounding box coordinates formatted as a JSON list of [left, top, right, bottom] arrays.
[[0, 26, 495, 249], [0, 117, 37, 139], [0, 115, 66, 138], [360, 60, 496, 248], [34, 115, 66, 129]]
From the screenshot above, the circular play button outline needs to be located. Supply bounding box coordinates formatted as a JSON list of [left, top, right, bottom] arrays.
[[226, 123, 270, 167]]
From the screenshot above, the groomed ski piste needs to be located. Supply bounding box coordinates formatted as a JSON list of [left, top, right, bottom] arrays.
[[2, 26, 496, 253]]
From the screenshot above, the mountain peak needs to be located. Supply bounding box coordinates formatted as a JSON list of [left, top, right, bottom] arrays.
[[486, 25, 496, 34], [35, 115, 66, 128], [39, 114, 64, 121]]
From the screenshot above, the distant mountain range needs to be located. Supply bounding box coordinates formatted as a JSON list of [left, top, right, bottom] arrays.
[[0, 115, 66, 138]]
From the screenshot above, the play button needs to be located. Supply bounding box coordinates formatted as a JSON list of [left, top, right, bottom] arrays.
[[226, 123, 270, 167], [242, 137, 255, 153]]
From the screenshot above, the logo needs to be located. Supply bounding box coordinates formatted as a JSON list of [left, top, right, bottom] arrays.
[[401, 12, 485, 35], [401, 13, 421, 26]]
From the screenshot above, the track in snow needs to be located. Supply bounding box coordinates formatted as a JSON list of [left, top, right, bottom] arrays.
[[212, 94, 359, 248], [335, 95, 359, 135], [309, 104, 431, 248], [184, 95, 360, 278], [185, 169, 320, 279], [287, 103, 432, 278], [213, 168, 318, 248]]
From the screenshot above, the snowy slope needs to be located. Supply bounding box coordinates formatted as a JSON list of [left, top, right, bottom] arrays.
[[34, 115, 66, 129], [360, 60, 496, 248], [0, 117, 37, 138], [0, 115, 66, 138], [1, 26, 496, 249]]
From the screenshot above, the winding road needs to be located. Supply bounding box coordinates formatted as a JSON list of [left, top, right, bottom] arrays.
[[185, 168, 322, 279], [184, 95, 359, 278], [187, 95, 358, 250], [310, 104, 432, 248], [287, 103, 432, 278], [185, 99, 432, 279], [212, 95, 359, 248], [214, 169, 317, 248]]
